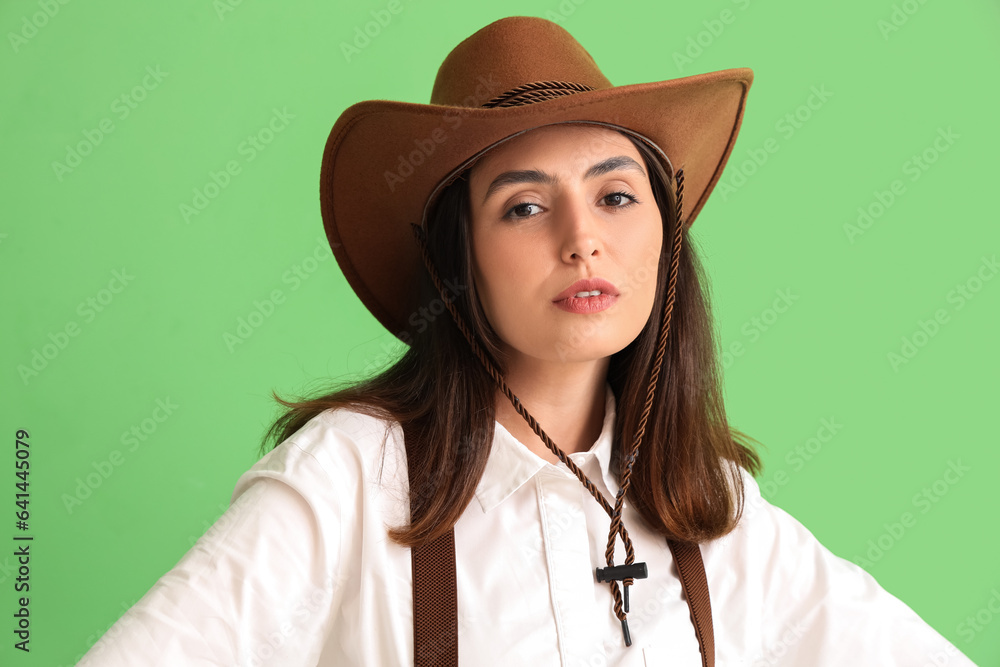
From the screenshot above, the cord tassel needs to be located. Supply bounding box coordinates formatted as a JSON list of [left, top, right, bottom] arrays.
[[621, 618, 632, 647]]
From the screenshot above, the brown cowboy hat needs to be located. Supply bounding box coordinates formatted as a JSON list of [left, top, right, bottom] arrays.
[[319, 15, 753, 340]]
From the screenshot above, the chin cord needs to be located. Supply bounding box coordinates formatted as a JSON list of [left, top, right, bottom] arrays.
[[409, 166, 685, 647], [603, 166, 685, 644]]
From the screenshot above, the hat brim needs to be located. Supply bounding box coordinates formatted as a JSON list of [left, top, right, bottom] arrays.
[[320, 67, 753, 340]]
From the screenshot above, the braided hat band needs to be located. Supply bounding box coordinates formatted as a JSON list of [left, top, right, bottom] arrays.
[[411, 78, 687, 644], [481, 80, 598, 108]]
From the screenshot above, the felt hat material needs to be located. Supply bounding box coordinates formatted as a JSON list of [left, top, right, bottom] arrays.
[[319, 15, 754, 340]]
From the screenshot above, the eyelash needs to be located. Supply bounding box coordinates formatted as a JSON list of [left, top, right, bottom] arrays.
[[502, 190, 641, 220]]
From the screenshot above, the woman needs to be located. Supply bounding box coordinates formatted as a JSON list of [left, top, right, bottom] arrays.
[[80, 16, 976, 666]]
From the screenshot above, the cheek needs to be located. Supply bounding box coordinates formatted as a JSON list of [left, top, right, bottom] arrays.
[[471, 227, 541, 333], [469, 234, 489, 308], [622, 219, 664, 299], [470, 227, 510, 322]]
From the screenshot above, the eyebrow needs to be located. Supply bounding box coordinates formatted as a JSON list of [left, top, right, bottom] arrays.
[[480, 155, 647, 205]]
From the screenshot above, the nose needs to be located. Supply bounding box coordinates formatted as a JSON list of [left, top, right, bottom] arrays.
[[557, 193, 602, 263]]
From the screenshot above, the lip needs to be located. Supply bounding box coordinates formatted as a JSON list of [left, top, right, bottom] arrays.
[[552, 278, 620, 314], [553, 278, 620, 302]]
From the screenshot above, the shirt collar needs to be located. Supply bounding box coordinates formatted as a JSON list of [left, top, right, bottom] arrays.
[[474, 383, 618, 513]]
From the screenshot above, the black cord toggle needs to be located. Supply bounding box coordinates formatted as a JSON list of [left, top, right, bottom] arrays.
[[595, 562, 648, 583], [597, 562, 648, 644]]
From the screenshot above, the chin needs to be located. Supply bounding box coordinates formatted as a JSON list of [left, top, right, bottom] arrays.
[[545, 336, 634, 365]]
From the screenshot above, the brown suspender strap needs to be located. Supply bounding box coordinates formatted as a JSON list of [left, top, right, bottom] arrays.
[[411, 530, 458, 667], [667, 539, 716, 667], [403, 420, 459, 667], [405, 428, 714, 666]]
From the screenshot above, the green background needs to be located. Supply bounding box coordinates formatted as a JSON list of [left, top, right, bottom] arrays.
[[2, 0, 998, 664]]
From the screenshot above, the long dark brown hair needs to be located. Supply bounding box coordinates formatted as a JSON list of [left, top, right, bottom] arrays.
[[260, 129, 763, 547]]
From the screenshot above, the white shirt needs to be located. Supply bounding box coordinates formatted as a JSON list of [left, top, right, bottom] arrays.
[[80, 384, 977, 666]]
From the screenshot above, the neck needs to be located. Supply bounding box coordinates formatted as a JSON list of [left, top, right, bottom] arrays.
[[494, 355, 610, 464]]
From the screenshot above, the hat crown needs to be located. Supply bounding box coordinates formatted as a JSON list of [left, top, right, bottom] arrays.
[[429, 16, 613, 108]]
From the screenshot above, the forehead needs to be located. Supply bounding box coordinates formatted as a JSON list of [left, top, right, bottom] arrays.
[[468, 124, 641, 182]]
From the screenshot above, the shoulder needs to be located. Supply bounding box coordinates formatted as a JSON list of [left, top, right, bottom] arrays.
[[708, 461, 809, 551], [232, 406, 409, 512], [704, 462, 891, 630], [700, 460, 820, 576], [703, 467, 976, 664]]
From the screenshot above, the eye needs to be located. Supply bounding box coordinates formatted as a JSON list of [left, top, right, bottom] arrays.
[[502, 201, 543, 220], [601, 190, 640, 210]]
